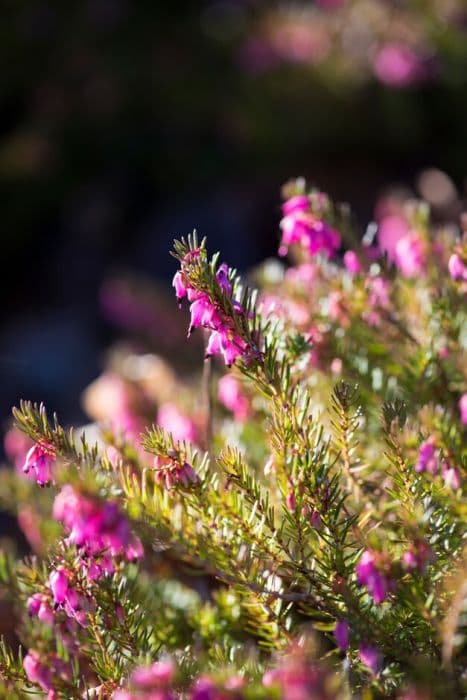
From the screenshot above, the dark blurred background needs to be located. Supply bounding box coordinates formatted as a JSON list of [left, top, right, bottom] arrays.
[[2, 0, 467, 428]]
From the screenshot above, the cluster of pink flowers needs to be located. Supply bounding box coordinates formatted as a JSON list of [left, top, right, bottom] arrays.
[[113, 661, 246, 700], [157, 403, 198, 444], [415, 439, 460, 489], [262, 651, 335, 699], [460, 394, 467, 425], [113, 659, 175, 700], [363, 276, 392, 327], [376, 209, 427, 278], [448, 252, 467, 282], [402, 540, 433, 573], [217, 375, 250, 422], [356, 549, 394, 604], [173, 256, 253, 366], [153, 454, 199, 490], [53, 485, 143, 561], [279, 195, 341, 259], [28, 564, 95, 628], [373, 43, 424, 88], [23, 650, 70, 700], [22, 440, 56, 486]]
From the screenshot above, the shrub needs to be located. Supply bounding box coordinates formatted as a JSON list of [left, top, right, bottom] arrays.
[[0, 180, 465, 699]]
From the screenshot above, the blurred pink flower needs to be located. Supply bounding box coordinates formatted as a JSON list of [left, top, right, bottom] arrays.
[[218, 375, 250, 422], [374, 44, 422, 88], [157, 403, 197, 444]]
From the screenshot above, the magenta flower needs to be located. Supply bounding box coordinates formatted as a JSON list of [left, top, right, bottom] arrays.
[[172, 271, 188, 302], [23, 650, 54, 694], [131, 659, 174, 690], [53, 485, 143, 562], [459, 394, 467, 425], [334, 619, 350, 651], [448, 253, 467, 281], [373, 43, 422, 88], [442, 463, 460, 490], [356, 550, 392, 604], [216, 263, 232, 295], [22, 442, 55, 486], [27, 593, 54, 626], [279, 194, 340, 258], [49, 566, 70, 605], [402, 540, 433, 573], [394, 233, 425, 278], [343, 250, 362, 275], [218, 375, 249, 421], [359, 644, 382, 675], [157, 403, 197, 444], [415, 440, 438, 474], [153, 456, 200, 490]]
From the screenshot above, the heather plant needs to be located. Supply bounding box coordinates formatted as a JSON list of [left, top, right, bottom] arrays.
[[0, 180, 465, 699]]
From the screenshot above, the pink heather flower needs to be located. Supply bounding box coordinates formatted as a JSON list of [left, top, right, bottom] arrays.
[[154, 456, 200, 490], [262, 651, 331, 698], [448, 253, 467, 281], [205, 327, 248, 367], [373, 44, 422, 88], [218, 375, 249, 421], [216, 263, 232, 295], [27, 593, 54, 626], [131, 659, 174, 689], [286, 491, 296, 511], [189, 296, 220, 333], [172, 271, 188, 302], [310, 509, 322, 530], [157, 403, 197, 444], [334, 619, 350, 651], [377, 214, 409, 261], [442, 463, 461, 490], [343, 250, 362, 275], [4, 426, 33, 471], [17, 506, 44, 553], [279, 195, 340, 258], [22, 442, 55, 486], [53, 485, 143, 561], [24, 651, 53, 693], [402, 541, 433, 573], [394, 233, 426, 278], [49, 566, 70, 605], [359, 644, 382, 675], [459, 394, 467, 425], [415, 440, 438, 474], [282, 195, 309, 216], [356, 550, 391, 604], [285, 262, 317, 287]]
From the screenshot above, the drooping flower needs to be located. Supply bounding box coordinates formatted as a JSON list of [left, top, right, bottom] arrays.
[[394, 233, 426, 278], [442, 462, 461, 490], [53, 486, 143, 562], [359, 644, 382, 675], [448, 253, 467, 281], [153, 455, 199, 490], [415, 440, 438, 474], [459, 393, 467, 425], [402, 540, 433, 573], [334, 619, 350, 651], [279, 194, 340, 258], [27, 593, 54, 626], [22, 441, 55, 486], [356, 550, 392, 604], [343, 250, 362, 275]]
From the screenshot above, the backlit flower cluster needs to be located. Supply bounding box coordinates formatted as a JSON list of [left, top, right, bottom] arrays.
[[173, 254, 255, 366], [279, 194, 341, 258]]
